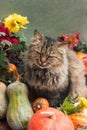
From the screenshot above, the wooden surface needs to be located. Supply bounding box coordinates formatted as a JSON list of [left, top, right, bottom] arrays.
[[0, 118, 12, 130], [0, 118, 27, 130], [0, 118, 86, 130]]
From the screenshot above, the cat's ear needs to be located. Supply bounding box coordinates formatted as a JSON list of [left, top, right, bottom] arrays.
[[34, 29, 43, 41], [57, 42, 68, 54], [57, 42, 68, 49]]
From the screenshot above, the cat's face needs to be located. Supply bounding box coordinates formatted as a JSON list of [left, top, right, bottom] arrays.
[[27, 30, 67, 69]]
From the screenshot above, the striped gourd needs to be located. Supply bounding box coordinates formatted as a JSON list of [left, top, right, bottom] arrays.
[[6, 81, 33, 130]]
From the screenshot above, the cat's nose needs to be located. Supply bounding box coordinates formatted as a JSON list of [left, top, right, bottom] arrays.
[[40, 56, 46, 63]]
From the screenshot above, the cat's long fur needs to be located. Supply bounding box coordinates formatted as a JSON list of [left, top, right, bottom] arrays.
[[24, 30, 87, 107]]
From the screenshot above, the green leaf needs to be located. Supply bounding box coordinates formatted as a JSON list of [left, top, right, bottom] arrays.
[[60, 96, 83, 114], [8, 42, 27, 52], [0, 40, 12, 48], [74, 41, 87, 53], [0, 32, 6, 36], [0, 51, 8, 68]]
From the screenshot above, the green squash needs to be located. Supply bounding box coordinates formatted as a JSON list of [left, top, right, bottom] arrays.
[[0, 82, 8, 119], [6, 81, 33, 130]]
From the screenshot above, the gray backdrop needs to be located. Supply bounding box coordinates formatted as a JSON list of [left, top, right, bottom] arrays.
[[0, 0, 87, 45]]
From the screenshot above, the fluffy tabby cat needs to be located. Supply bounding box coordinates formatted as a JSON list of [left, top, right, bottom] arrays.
[[24, 29, 87, 107]]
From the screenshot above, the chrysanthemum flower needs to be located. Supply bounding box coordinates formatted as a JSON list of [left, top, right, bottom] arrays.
[[3, 13, 29, 33], [4, 19, 20, 33], [13, 14, 29, 26], [58, 32, 80, 49], [11, 37, 19, 45], [0, 25, 10, 37]]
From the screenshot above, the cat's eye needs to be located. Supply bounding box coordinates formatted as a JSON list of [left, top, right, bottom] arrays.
[[35, 49, 41, 54], [48, 51, 55, 57], [47, 55, 54, 59]]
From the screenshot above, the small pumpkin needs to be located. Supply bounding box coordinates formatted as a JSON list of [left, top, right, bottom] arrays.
[[76, 51, 87, 74], [9, 63, 21, 80], [76, 52, 85, 58], [0, 82, 8, 119], [69, 108, 87, 128], [0, 63, 21, 84], [27, 107, 74, 130], [32, 98, 49, 112]]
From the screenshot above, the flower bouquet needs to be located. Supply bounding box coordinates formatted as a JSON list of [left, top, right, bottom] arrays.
[[0, 13, 29, 84]]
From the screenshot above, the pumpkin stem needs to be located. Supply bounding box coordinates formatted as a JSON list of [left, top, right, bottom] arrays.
[[36, 103, 42, 109], [40, 111, 56, 120]]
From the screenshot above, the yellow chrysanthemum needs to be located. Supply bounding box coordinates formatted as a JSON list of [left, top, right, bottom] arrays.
[[3, 13, 29, 33], [4, 19, 20, 33], [16, 14, 29, 25], [79, 97, 87, 108]]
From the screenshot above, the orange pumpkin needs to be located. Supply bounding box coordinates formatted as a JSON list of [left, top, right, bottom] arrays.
[[76, 52, 87, 74], [76, 52, 85, 58], [69, 108, 87, 129], [32, 98, 49, 112], [9, 63, 21, 80], [27, 107, 74, 130]]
